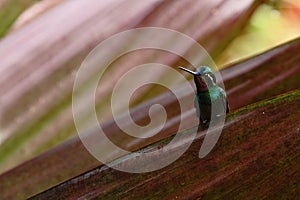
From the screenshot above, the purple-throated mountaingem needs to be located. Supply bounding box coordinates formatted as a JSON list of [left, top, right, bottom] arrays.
[[179, 66, 229, 130]]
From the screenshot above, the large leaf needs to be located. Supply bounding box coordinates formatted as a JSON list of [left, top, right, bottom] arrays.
[[33, 89, 300, 199], [32, 90, 300, 199]]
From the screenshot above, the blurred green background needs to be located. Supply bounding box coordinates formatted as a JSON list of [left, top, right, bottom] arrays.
[[217, 0, 300, 66]]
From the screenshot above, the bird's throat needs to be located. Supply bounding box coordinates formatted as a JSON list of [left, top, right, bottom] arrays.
[[194, 76, 208, 92]]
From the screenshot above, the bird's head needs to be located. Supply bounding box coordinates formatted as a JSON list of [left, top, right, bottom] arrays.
[[179, 66, 216, 91], [195, 66, 216, 84]]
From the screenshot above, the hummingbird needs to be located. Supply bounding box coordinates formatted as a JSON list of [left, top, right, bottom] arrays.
[[179, 66, 229, 130]]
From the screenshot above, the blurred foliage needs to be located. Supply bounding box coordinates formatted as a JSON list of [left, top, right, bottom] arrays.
[[0, 0, 38, 38], [2, 0, 299, 65], [0, 0, 262, 176], [217, 0, 300, 66]]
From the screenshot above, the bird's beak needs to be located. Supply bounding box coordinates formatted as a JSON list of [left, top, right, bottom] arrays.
[[178, 66, 198, 75]]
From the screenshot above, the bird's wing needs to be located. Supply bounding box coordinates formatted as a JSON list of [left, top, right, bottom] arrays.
[[194, 94, 200, 118], [219, 88, 230, 113]]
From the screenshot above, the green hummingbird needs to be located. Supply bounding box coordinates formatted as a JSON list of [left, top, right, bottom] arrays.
[[179, 66, 229, 129]]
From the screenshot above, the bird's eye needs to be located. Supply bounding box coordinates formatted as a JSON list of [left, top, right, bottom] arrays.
[[206, 74, 215, 83]]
